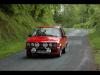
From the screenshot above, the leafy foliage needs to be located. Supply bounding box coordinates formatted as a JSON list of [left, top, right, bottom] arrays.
[[0, 4, 100, 60], [0, 4, 60, 59]]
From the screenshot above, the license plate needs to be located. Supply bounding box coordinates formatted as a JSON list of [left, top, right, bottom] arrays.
[[36, 50, 47, 53]]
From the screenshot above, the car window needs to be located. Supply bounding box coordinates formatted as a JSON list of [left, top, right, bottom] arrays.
[[32, 28, 61, 37]]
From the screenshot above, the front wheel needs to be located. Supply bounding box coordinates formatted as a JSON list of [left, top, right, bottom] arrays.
[[26, 51, 32, 58], [62, 44, 69, 54], [56, 50, 62, 57], [62, 48, 66, 54]]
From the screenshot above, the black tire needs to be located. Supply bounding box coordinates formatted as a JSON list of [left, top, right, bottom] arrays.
[[26, 51, 32, 58], [62, 44, 68, 54], [62, 48, 66, 54], [56, 50, 62, 57]]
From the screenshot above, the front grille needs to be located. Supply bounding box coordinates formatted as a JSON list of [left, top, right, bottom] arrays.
[[39, 43, 44, 47], [30, 42, 57, 48], [27, 42, 57, 52], [36, 47, 46, 51]]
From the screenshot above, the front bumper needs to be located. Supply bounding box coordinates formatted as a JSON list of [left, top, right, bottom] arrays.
[[26, 47, 60, 56]]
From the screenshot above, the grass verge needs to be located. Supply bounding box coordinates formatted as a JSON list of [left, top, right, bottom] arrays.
[[88, 30, 100, 70], [0, 40, 25, 59]]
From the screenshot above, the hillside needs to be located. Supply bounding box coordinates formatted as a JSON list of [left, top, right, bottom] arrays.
[[0, 4, 58, 59]]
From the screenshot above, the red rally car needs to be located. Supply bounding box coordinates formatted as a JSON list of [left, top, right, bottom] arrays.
[[25, 26, 68, 57]]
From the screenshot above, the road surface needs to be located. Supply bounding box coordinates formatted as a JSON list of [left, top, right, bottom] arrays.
[[0, 28, 96, 71]]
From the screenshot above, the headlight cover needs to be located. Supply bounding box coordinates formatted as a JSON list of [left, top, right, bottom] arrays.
[[34, 42, 39, 47], [48, 43, 52, 47], [26, 43, 30, 46], [43, 42, 48, 47], [31, 48, 36, 53], [31, 43, 34, 46]]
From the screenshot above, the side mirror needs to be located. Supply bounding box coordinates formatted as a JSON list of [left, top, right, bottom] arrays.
[[28, 34, 32, 37]]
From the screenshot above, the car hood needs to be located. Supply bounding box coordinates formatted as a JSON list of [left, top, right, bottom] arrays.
[[27, 36, 60, 43]]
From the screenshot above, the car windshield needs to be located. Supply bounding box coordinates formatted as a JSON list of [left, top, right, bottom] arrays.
[[32, 28, 61, 37]]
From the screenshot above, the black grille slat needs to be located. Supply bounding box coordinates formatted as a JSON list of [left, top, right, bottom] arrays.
[[36, 43, 46, 51]]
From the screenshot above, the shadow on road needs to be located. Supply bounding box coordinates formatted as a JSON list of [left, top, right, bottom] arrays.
[[22, 55, 60, 60]]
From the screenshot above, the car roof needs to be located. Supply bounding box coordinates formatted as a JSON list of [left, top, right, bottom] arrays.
[[35, 25, 61, 28]]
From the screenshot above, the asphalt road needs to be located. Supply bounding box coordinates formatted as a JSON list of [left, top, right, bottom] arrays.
[[0, 28, 96, 71]]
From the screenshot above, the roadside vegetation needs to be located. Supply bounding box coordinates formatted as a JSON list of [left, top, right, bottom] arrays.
[[55, 4, 100, 69], [0, 4, 60, 59], [89, 29, 100, 70], [0, 4, 100, 70]]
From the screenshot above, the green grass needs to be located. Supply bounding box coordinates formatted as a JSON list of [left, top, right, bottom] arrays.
[[0, 41, 25, 59], [63, 28, 69, 34], [88, 31, 100, 67], [0, 11, 32, 59]]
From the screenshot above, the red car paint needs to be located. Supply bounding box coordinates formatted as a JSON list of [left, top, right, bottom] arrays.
[[26, 26, 68, 57]]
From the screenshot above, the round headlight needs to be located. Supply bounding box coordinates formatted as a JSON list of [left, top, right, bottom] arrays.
[[43, 43, 48, 47], [27, 43, 30, 46], [49, 43, 52, 47], [35, 42, 39, 47], [46, 48, 51, 53], [31, 48, 36, 53], [31, 43, 34, 46]]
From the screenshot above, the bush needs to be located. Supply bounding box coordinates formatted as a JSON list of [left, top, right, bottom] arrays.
[[73, 24, 81, 28], [0, 4, 14, 15]]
